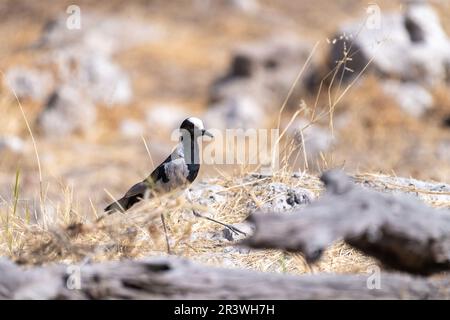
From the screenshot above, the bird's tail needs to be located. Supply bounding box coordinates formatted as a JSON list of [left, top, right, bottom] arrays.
[[96, 197, 128, 223], [104, 193, 143, 214]]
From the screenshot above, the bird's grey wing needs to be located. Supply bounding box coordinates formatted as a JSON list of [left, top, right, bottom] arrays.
[[104, 181, 149, 213], [124, 181, 148, 198], [149, 153, 174, 184], [160, 157, 192, 192], [105, 153, 175, 214]]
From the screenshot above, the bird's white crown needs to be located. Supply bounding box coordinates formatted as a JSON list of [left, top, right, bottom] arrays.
[[186, 117, 205, 130]]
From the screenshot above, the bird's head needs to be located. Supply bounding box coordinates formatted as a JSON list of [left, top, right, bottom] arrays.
[[180, 117, 214, 139]]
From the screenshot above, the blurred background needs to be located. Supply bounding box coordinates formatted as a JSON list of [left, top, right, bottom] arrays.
[[0, 0, 450, 215]]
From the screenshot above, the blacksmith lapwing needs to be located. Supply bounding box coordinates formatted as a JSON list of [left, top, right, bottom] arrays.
[[104, 117, 245, 247]]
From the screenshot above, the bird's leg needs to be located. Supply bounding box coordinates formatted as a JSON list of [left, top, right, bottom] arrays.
[[160, 213, 172, 254], [192, 210, 247, 236]]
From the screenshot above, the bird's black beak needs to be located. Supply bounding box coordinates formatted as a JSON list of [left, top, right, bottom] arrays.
[[202, 129, 214, 138]]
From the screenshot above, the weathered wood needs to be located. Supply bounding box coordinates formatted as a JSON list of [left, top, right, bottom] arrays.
[[0, 257, 449, 299], [243, 170, 450, 275]]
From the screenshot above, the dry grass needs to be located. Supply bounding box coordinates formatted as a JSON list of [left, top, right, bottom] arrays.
[[0, 0, 450, 278], [0, 166, 379, 276]]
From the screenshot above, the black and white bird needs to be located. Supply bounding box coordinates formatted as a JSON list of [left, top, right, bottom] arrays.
[[105, 117, 212, 213], [104, 117, 245, 239]]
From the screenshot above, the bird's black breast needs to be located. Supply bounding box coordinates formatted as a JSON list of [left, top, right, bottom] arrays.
[[186, 163, 200, 182]]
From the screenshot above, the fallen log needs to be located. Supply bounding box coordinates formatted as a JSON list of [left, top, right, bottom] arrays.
[[243, 170, 450, 275], [0, 256, 449, 299]]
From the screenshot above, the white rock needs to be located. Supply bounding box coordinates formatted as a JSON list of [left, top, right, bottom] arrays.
[[210, 35, 315, 110], [35, 14, 163, 56], [146, 104, 190, 132], [289, 119, 335, 158], [204, 96, 265, 130], [330, 2, 450, 85], [251, 182, 315, 213], [45, 51, 133, 106], [119, 119, 144, 138], [75, 54, 133, 106], [189, 183, 228, 207], [0, 135, 25, 154], [361, 174, 450, 204], [222, 222, 254, 242], [382, 80, 433, 117], [227, 0, 260, 13], [32, 14, 158, 108], [223, 245, 251, 254], [195, 0, 259, 14], [436, 140, 450, 162]]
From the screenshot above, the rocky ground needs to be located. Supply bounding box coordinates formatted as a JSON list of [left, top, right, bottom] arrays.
[[0, 0, 450, 276]]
